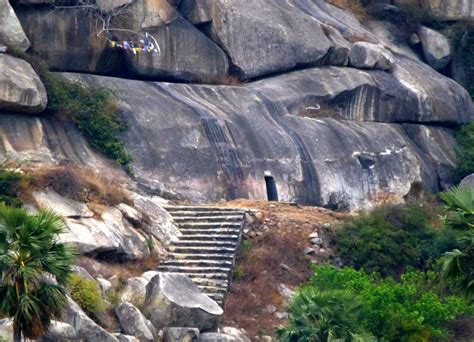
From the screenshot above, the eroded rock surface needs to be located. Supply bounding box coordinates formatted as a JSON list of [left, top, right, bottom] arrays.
[[0, 0, 29, 50]]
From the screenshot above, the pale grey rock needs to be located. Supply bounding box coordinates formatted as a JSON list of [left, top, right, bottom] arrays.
[[418, 26, 452, 70], [109, 275, 121, 289], [394, 0, 474, 21], [0, 0, 30, 50], [221, 327, 251, 342], [143, 273, 223, 331], [32, 190, 94, 218], [133, 194, 181, 244], [42, 320, 78, 341], [61, 207, 150, 259], [61, 297, 118, 342], [321, 24, 351, 66], [163, 327, 200, 342], [0, 54, 47, 114], [199, 333, 237, 342], [71, 265, 94, 280], [349, 42, 395, 71], [304, 247, 315, 255], [460, 174, 474, 189], [0, 319, 12, 341], [116, 302, 155, 342], [121, 271, 159, 303], [96, 0, 133, 12], [97, 277, 113, 296], [117, 203, 143, 227], [115, 335, 140, 342], [179, 0, 212, 24]]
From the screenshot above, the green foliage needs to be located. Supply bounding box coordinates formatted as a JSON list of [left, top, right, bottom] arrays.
[[301, 265, 473, 341], [8, 49, 132, 171], [440, 186, 474, 298], [68, 274, 105, 316], [0, 169, 23, 207], [335, 203, 455, 278], [453, 122, 474, 182], [277, 287, 375, 342], [106, 291, 122, 309], [0, 206, 76, 340], [45, 75, 132, 170]]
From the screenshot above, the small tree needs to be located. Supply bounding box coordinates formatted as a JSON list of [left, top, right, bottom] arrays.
[[440, 186, 474, 299], [0, 205, 75, 341]]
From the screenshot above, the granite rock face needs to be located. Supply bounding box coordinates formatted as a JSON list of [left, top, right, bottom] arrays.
[[0, 0, 29, 50], [143, 272, 223, 331], [0, 54, 47, 114], [418, 26, 453, 70], [395, 0, 474, 21]]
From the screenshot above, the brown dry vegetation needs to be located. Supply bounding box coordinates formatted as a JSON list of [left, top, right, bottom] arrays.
[[298, 104, 343, 119], [220, 200, 344, 338], [19, 165, 131, 207], [326, 0, 368, 22]]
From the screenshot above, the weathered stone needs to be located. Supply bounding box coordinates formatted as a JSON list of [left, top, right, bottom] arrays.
[[133, 194, 180, 244], [349, 42, 395, 71], [32, 190, 94, 218], [61, 207, 150, 259], [97, 277, 113, 296], [42, 321, 78, 341], [116, 302, 155, 342], [199, 333, 238, 342], [61, 297, 118, 342], [115, 334, 140, 342], [163, 327, 200, 342], [304, 247, 315, 255], [0, 319, 13, 340], [0, 54, 47, 114], [0, 0, 30, 50], [221, 327, 251, 342], [460, 174, 474, 189], [395, 0, 474, 21], [121, 271, 159, 303], [418, 26, 452, 70], [143, 273, 223, 331], [71, 265, 94, 280], [117, 203, 143, 227], [96, 0, 133, 12]]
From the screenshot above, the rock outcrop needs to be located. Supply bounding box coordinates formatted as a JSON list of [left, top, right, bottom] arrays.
[[395, 0, 474, 22], [418, 26, 452, 70], [0, 0, 29, 50], [0, 54, 47, 114], [143, 272, 223, 331], [116, 302, 156, 342]]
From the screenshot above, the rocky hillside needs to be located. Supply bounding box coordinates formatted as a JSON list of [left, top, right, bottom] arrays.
[[1, 0, 474, 340], [1, 0, 473, 211]]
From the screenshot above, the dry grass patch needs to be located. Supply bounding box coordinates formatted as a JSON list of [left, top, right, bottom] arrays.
[[20, 165, 131, 206], [326, 0, 368, 22], [298, 103, 342, 120]]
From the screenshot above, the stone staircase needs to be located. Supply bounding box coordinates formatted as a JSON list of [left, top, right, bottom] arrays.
[[158, 206, 246, 305]]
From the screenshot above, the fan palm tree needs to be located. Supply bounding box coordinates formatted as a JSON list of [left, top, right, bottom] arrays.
[[277, 287, 376, 342], [0, 205, 75, 341], [440, 186, 474, 299]]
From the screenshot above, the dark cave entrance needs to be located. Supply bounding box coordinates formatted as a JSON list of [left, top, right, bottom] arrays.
[[265, 176, 278, 201]]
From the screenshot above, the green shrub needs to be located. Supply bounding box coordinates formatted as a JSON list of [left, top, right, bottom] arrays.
[[304, 265, 473, 341], [335, 202, 456, 278], [453, 121, 474, 183], [277, 287, 375, 341], [0, 169, 23, 207], [68, 274, 105, 315], [8, 49, 132, 171]]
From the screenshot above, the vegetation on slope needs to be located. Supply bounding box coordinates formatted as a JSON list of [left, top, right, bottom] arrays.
[[8, 49, 132, 171]]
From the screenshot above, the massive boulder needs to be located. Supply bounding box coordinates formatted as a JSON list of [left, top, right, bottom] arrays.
[[394, 0, 474, 21], [0, 0, 30, 50], [348, 42, 395, 71], [143, 272, 223, 331], [116, 302, 156, 342], [418, 26, 452, 70], [0, 54, 47, 114]]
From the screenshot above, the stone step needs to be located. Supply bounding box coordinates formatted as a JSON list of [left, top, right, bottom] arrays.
[[164, 206, 244, 213], [197, 285, 227, 294], [189, 277, 229, 288], [180, 228, 241, 235], [171, 211, 245, 218], [206, 292, 225, 303], [179, 272, 229, 280], [161, 259, 233, 268], [169, 246, 236, 254], [173, 215, 244, 222], [158, 265, 231, 274], [178, 234, 240, 241], [168, 253, 235, 261], [178, 222, 242, 229], [173, 240, 238, 248]]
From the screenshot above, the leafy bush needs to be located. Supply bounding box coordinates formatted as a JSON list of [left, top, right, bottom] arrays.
[[335, 202, 457, 278], [453, 121, 474, 183], [0, 169, 23, 207], [8, 49, 132, 171], [301, 265, 473, 341], [68, 274, 105, 315], [277, 287, 375, 341], [46, 76, 132, 170]]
